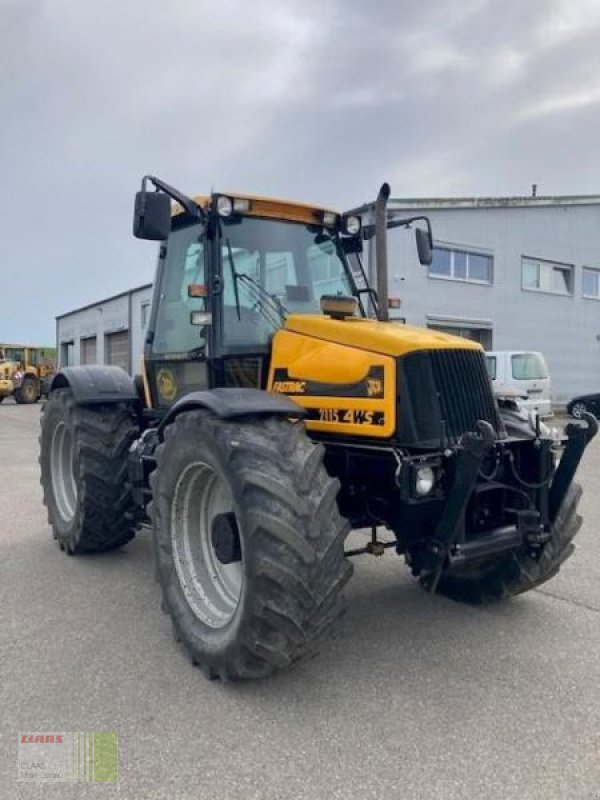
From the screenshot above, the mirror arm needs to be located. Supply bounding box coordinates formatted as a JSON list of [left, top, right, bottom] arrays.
[[363, 214, 432, 243], [141, 175, 204, 220], [386, 214, 432, 242]]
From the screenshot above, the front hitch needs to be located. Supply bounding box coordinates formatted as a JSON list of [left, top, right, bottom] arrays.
[[421, 420, 495, 591], [548, 412, 598, 522]]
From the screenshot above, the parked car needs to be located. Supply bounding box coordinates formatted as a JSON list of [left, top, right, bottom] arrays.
[[485, 350, 552, 418], [567, 393, 600, 419]]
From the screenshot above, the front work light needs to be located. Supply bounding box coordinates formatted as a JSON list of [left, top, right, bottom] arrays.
[[233, 197, 251, 213], [216, 195, 251, 216], [342, 214, 361, 235], [216, 196, 234, 217], [321, 210, 339, 228], [414, 465, 435, 496]]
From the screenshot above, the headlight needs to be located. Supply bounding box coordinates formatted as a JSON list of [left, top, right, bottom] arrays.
[[342, 214, 361, 235], [414, 465, 435, 496]]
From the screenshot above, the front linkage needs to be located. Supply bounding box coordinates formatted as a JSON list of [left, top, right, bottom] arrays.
[[416, 412, 597, 595]]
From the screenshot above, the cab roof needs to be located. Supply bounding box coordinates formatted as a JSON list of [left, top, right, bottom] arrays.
[[172, 192, 340, 226]]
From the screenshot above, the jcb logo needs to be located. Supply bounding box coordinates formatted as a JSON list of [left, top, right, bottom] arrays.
[[366, 378, 383, 398], [272, 381, 306, 394]]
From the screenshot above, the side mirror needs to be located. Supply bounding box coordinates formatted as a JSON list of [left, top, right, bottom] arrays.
[[416, 227, 433, 266], [341, 235, 363, 255], [133, 190, 172, 240]]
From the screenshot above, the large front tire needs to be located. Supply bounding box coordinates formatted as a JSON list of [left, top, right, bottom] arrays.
[[39, 389, 140, 553], [429, 482, 583, 603], [151, 411, 352, 681]]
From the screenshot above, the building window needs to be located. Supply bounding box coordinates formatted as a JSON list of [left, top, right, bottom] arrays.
[[429, 247, 493, 284], [61, 341, 74, 367], [141, 302, 150, 329], [522, 257, 573, 295], [583, 267, 600, 299]]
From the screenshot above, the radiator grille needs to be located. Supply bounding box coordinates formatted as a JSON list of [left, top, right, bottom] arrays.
[[400, 349, 499, 446], [430, 349, 499, 443]]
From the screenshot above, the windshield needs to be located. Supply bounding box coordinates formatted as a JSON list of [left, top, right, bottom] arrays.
[[221, 216, 354, 348], [511, 353, 549, 380]]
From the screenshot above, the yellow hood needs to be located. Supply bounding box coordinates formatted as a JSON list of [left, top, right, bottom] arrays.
[[284, 315, 482, 358]]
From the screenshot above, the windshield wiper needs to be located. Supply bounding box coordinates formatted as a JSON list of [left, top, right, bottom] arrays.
[[235, 272, 287, 325], [224, 238, 242, 321]]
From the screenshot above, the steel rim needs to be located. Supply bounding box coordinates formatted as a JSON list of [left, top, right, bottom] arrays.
[[171, 461, 243, 629], [572, 403, 586, 419], [50, 421, 78, 523]]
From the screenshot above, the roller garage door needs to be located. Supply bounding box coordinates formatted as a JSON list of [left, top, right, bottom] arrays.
[[105, 331, 130, 372], [80, 336, 97, 365]]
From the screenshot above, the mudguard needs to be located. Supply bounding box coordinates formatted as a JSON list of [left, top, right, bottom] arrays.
[[50, 366, 139, 405], [158, 387, 305, 438]]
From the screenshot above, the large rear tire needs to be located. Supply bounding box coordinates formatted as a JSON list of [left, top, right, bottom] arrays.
[[39, 389, 140, 553], [428, 482, 583, 603], [151, 411, 352, 681]]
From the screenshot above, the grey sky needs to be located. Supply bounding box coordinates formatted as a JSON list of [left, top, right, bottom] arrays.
[[2, 0, 600, 343]]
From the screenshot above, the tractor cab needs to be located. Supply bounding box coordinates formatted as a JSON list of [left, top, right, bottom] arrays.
[[136, 182, 363, 408], [134, 177, 431, 409]]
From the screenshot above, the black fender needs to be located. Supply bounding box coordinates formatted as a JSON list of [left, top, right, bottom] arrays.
[[158, 387, 306, 439], [50, 366, 139, 405]]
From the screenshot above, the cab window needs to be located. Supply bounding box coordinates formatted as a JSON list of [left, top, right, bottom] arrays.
[[153, 223, 206, 355]]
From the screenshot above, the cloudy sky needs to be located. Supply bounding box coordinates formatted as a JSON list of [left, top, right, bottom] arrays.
[[3, 0, 600, 343]]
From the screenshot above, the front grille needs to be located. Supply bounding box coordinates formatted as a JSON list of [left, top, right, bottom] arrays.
[[398, 349, 500, 447], [430, 349, 499, 443]]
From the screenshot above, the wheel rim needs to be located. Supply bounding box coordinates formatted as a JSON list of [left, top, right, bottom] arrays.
[[572, 403, 586, 419], [23, 382, 36, 401], [171, 461, 243, 629], [50, 421, 78, 523]]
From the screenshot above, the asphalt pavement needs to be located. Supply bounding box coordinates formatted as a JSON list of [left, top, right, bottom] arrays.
[[1, 401, 599, 800]]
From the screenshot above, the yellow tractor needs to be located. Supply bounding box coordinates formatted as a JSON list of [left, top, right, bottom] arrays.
[[39, 177, 596, 681], [0, 344, 56, 404]]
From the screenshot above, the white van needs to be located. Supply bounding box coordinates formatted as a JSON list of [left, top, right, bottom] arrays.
[[485, 351, 552, 418]]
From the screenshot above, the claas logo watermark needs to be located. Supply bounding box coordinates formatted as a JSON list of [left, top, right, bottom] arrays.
[[18, 732, 118, 784]]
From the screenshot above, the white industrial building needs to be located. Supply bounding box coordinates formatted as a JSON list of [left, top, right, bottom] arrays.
[[56, 193, 600, 405], [56, 284, 152, 375], [355, 192, 600, 404]]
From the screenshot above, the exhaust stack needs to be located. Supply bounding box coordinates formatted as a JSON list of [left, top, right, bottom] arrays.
[[374, 182, 391, 322]]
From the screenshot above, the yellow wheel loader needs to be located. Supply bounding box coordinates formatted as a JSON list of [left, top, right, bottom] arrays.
[[0, 345, 56, 404], [39, 177, 596, 681]]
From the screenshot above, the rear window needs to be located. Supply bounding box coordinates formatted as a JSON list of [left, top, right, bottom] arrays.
[[485, 356, 496, 380], [511, 353, 548, 380]]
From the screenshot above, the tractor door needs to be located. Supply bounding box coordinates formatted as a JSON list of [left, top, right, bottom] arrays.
[[145, 219, 211, 408]]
